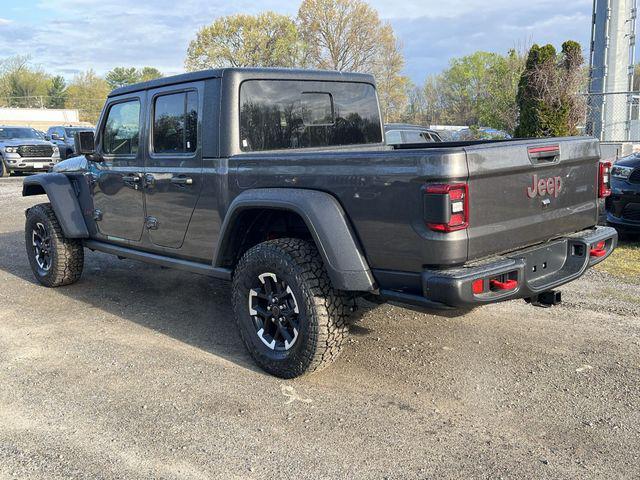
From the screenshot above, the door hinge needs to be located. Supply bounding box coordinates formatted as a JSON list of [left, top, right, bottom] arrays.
[[145, 216, 159, 230], [93, 209, 103, 221]]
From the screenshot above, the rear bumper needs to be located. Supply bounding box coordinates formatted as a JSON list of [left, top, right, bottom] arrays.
[[380, 226, 617, 309]]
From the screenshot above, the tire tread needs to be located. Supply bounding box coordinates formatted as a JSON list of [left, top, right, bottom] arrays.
[[232, 238, 350, 378], [26, 203, 84, 287]]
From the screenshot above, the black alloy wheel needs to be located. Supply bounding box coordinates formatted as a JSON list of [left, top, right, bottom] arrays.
[[31, 222, 53, 274], [249, 272, 301, 351]]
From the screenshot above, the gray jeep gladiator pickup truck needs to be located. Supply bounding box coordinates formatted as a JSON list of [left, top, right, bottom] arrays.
[[22, 68, 617, 378]]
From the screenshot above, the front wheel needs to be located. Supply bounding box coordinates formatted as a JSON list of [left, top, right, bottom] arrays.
[[25, 203, 84, 287], [0, 159, 7, 177], [232, 238, 351, 378]]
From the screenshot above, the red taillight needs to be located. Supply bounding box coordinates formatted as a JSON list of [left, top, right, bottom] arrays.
[[599, 161, 612, 198], [472, 279, 484, 294], [424, 183, 469, 233]]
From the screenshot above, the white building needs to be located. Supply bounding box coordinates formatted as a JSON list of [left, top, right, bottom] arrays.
[[0, 108, 92, 130]]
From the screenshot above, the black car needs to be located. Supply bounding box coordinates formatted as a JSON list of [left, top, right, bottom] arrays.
[[384, 123, 442, 145], [606, 153, 640, 236], [46, 125, 95, 160]]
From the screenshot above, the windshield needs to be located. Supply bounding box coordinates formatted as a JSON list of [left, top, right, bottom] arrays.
[[65, 127, 91, 138], [0, 127, 40, 140]]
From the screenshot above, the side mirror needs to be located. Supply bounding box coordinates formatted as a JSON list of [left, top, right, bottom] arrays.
[[44, 135, 51, 141], [75, 130, 97, 156]]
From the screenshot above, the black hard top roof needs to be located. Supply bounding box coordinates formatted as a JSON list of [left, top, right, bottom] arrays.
[[109, 67, 376, 97]]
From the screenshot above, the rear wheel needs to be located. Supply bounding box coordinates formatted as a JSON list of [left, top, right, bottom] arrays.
[[232, 238, 351, 378], [25, 203, 84, 287]]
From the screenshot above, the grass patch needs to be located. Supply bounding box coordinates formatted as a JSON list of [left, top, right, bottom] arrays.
[[596, 240, 640, 284]]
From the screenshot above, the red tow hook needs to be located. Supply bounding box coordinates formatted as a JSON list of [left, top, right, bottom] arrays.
[[490, 279, 518, 291], [590, 241, 607, 258]]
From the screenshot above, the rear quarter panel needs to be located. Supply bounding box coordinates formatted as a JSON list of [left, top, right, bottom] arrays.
[[228, 147, 469, 272]]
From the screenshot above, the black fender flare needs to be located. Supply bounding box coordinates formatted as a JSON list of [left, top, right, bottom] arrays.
[[216, 188, 376, 292], [22, 173, 89, 238]]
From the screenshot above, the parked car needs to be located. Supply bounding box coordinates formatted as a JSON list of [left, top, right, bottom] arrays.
[[606, 153, 640, 237], [384, 123, 442, 145], [0, 126, 60, 177], [22, 68, 616, 378], [454, 127, 512, 141], [34, 130, 48, 140], [46, 125, 95, 160]]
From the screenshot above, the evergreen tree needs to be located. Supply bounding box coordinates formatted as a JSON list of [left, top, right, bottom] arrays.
[[515, 42, 585, 138], [47, 75, 67, 108], [105, 67, 140, 90]]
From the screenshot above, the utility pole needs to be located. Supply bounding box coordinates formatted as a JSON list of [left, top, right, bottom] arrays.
[[588, 0, 637, 141]]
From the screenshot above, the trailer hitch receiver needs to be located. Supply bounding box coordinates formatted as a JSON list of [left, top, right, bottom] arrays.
[[525, 290, 562, 308]]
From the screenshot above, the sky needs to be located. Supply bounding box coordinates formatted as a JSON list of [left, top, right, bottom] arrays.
[[0, 0, 606, 84]]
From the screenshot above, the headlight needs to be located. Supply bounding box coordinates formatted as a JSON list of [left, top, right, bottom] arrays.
[[611, 165, 634, 180], [52, 146, 59, 154], [4, 147, 16, 153]]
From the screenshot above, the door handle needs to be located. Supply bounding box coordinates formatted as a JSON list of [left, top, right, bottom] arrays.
[[171, 176, 193, 186], [122, 173, 142, 190]]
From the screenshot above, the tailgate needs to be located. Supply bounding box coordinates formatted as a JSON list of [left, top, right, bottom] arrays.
[[465, 137, 600, 261]]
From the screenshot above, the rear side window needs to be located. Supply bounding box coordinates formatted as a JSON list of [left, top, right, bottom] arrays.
[[239, 80, 382, 151], [103, 100, 141, 155], [153, 91, 198, 154]]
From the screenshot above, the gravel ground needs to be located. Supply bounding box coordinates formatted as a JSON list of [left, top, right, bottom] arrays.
[[0, 176, 639, 479]]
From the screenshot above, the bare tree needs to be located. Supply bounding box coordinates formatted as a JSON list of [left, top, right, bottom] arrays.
[[185, 12, 304, 71], [297, 0, 409, 122]]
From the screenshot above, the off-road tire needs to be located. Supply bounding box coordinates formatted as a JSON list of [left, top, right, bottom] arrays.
[[0, 159, 7, 177], [25, 203, 84, 287], [232, 238, 351, 378]]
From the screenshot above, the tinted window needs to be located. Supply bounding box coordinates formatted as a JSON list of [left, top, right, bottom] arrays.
[[186, 91, 197, 152], [301, 93, 334, 125], [103, 100, 140, 155], [239, 80, 382, 151], [153, 91, 198, 154]]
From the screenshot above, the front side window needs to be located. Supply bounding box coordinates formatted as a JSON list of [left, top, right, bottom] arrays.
[[153, 91, 198, 154], [103, 100, 141, 155], [239, 80, 382, 152]]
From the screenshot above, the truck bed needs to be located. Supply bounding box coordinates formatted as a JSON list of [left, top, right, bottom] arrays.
[[229, 136, 601, 272]]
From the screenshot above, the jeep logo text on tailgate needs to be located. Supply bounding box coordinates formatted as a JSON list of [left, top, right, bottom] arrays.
[[527, 174, 562, 199]]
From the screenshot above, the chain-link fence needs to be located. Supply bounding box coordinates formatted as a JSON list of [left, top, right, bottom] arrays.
[[583, 91, 640, 142]]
